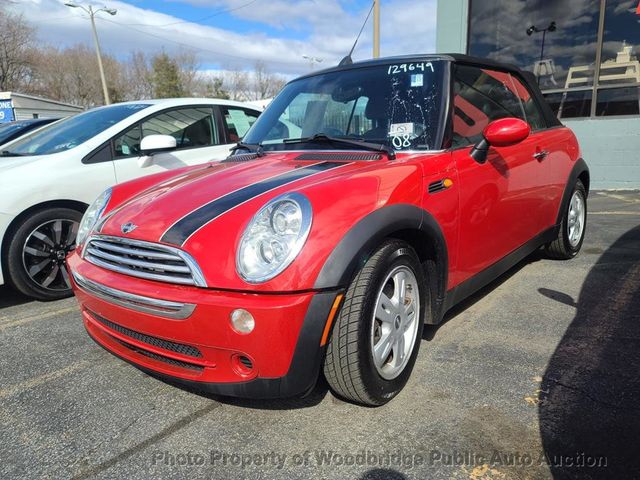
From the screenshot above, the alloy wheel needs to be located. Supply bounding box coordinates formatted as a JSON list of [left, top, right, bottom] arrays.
[[22, 219, 79, 291], [370, 265, 421, 380], [567, 191, 585, 248]]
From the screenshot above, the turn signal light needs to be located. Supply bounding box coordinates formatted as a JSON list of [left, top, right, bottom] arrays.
[[230, 309, 255, 334]]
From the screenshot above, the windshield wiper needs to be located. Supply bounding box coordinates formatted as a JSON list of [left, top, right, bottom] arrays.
[[0, 150, 26, 157], [230, 142, 265, 157], [283, 134, 396, 160]]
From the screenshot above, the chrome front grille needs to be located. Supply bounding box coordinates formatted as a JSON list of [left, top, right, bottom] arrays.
[[83, 235, 206, 287]]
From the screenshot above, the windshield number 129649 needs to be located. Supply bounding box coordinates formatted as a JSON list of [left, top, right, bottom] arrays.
[[387, 62, 434, 75]]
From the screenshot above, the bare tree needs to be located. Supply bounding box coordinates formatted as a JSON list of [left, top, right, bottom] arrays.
[[251, 61, 287, 100], [123, 51, 153, 100], [175, 50, 200, 96], [29, 44, 123, 107], [0, 9, 36, 91]]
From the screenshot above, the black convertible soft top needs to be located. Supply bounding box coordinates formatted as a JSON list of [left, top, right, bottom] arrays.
[[295, 53, 561, 129]]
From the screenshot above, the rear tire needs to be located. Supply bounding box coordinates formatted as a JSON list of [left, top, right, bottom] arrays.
[[546, 180, 587, 260], [323, 240, 429, 406], [5, 208, 82, 301]]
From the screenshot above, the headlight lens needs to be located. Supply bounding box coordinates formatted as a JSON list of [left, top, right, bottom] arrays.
[[237, 192, 312, 283], [76, 188, 112, 246]]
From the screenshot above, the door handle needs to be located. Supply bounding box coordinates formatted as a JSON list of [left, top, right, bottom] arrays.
[[533, 150, 549, 161]]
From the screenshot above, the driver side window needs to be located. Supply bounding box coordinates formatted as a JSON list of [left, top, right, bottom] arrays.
[[113, 107, 218, 158], [451, 66, 527, 148]]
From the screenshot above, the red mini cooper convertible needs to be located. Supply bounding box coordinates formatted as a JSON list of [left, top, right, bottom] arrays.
[[68, 54, 588, 406]]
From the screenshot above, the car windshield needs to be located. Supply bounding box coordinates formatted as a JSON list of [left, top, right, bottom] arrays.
[[244, 60, 447, 152], [0, 122, 33, 145], [4, 103, 151, 156]]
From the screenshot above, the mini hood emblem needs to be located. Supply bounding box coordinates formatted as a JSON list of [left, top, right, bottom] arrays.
[[121, 222, 138, 234]]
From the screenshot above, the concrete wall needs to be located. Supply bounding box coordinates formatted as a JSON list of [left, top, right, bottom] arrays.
[[436, 0, 640, 190], [564, 118, 640, 190]]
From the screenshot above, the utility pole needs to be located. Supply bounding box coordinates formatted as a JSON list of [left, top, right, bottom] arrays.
[[373, 0, 380, 58], [65, 2, 117, 105]]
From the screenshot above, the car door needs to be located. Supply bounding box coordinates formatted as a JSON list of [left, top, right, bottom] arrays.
[[451, 65, 543, 281], [509, 74, 567, 230], [112, 106, 232, 184]]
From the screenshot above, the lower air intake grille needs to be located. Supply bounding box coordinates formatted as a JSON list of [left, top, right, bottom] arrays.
[[116, 338, 204, 372], [295, 153, 381, 161], [90, 310, 202, 358]]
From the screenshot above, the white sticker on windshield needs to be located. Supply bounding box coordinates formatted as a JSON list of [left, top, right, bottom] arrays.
[[389, 123, 414, 136], [410, 74, 423, 87]]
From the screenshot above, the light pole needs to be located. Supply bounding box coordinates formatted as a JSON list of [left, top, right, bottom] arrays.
[[527, 21, 556, 84], [302, 54, 323, 70], [373, 0, 380, 58], [65, 2, 117, 105]]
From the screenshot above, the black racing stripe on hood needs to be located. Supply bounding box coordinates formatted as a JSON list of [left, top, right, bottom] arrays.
[[161, 161, 347, 246]]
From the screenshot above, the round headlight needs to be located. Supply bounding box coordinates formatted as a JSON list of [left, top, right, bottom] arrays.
[[237, 192, 312, 283], [76, 188, 112, 247]]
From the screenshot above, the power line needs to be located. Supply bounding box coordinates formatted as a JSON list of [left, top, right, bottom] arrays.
[[116, 0, 261, 28], [96, 16, 302, 68]]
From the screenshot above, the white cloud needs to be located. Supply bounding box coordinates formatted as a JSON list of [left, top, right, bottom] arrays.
[[9, 0, 436, 76]]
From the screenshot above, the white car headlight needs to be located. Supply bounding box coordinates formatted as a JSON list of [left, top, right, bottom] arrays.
[[76, 188, 112, 247], [237, 192, 312, 283]]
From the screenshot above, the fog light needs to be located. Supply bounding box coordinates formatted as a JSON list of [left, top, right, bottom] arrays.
[[230, 309, 255, 334]]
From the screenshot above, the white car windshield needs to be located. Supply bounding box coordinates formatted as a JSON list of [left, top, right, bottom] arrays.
[[243, 60, 447, 152], [2, 103, 151, 156]]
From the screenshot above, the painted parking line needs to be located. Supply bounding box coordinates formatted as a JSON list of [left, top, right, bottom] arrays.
[[0, 360, 91, 399], [0, 306, 78, 330], [589, 211, 640, 215], [596, 193, 640, 204]]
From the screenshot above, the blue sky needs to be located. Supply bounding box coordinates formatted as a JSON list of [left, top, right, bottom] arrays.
[[12, 0, 437, 76]]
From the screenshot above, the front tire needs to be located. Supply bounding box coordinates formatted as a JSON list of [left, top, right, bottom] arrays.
[[323, 240, 428, 406], [546, 180, 587, 259], [5, 208, 82, 301]]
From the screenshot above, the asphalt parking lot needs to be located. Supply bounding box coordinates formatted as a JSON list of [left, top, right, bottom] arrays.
[[1, 191, 639, 480]]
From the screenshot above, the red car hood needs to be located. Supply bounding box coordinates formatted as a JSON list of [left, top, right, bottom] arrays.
[[95, 151, 427, 291], [100, 153, 360, 245]]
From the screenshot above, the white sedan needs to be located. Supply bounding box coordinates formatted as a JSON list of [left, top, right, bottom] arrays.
[[0, 98, 261, 300]]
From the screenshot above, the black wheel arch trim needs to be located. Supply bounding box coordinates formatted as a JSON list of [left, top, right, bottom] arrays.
[[313, 204, 448, 323], [555, 158, 589, 226]]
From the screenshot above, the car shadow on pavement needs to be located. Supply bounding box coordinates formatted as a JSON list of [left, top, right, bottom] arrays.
[[152, 372, 330, 410], [538, 225, 640, 478], [422, 250, 545, 341], [0, 285, 31, 308], [359, 468, 408, 479]]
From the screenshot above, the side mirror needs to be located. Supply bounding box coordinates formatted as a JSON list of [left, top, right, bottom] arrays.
[[470, 118, 531, 164], [138, 134, 177, 168]]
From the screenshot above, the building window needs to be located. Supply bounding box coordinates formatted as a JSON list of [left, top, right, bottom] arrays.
[[468, 0, 640, 119]]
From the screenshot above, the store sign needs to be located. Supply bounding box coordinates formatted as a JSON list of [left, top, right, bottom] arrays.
[[637, 1, 640, 14], [0, 100, 15, 123]]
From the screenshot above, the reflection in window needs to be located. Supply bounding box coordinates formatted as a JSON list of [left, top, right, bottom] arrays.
[[468, 0, 600, 91], [595, 1, 640, 117], [596, 87, 640, 116], [468, 0, 640, 119], [543, 90, 592, 119]]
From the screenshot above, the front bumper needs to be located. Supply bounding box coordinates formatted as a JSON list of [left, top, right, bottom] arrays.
[[67, 252, 340, 398]]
